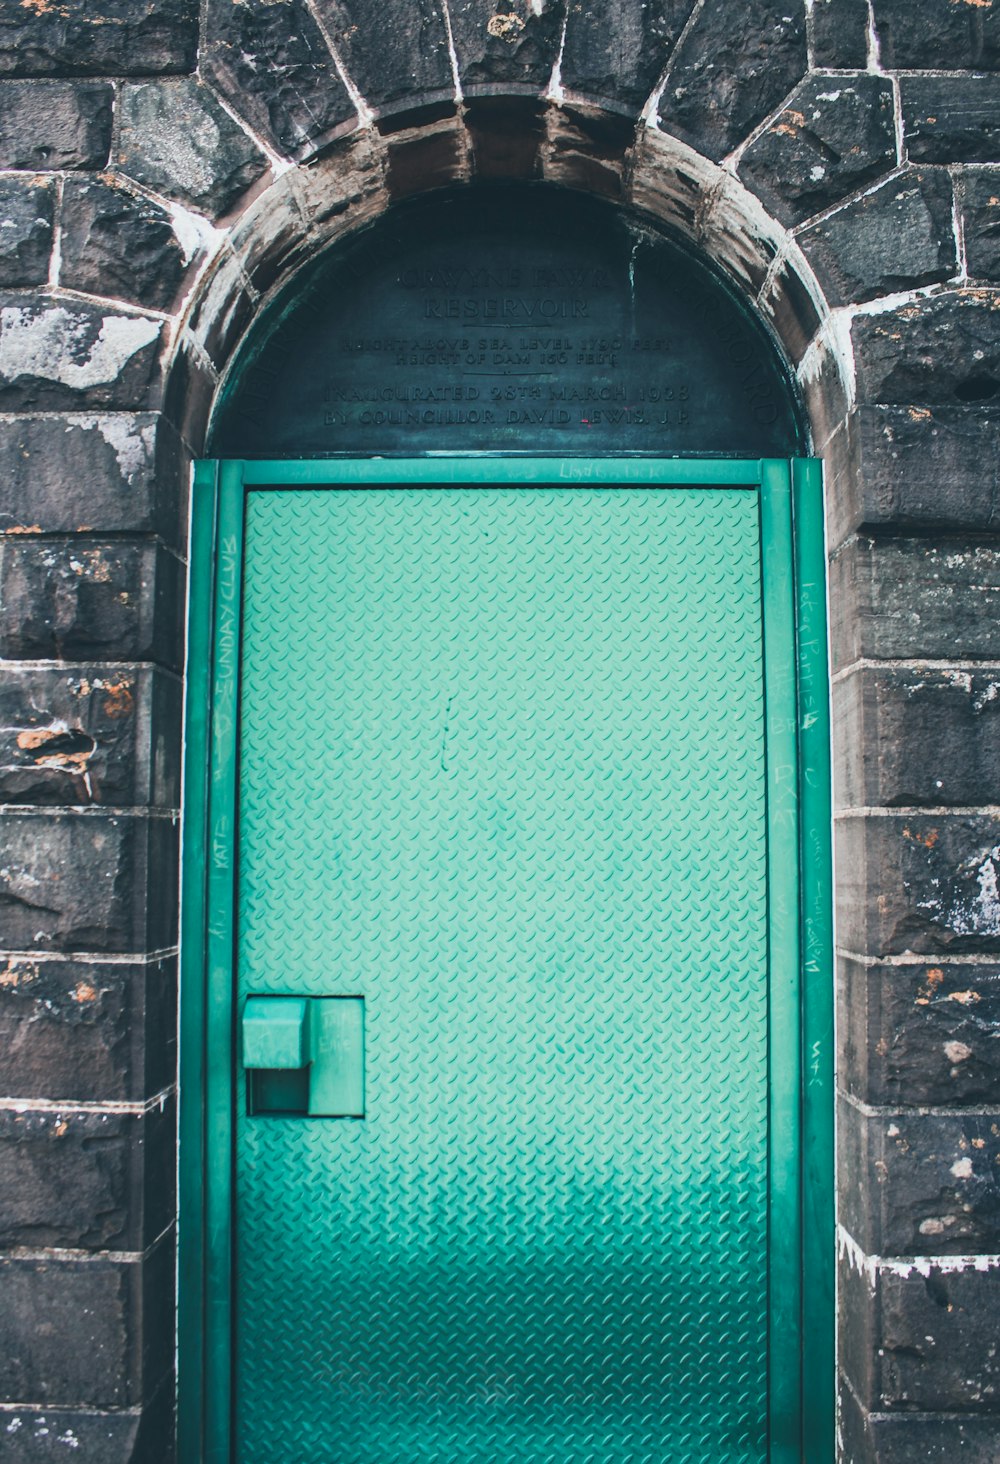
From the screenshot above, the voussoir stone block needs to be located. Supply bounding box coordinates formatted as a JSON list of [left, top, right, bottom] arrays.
[[873, 0, 1000, 72], [201, 0, 355, 159], [798, 169, 957, 307], [116, 79, 269, 218], [0, 0, 198, 79], [852, 291, 1000, 408], [0, 296, 162, 413], [0, 178, 54, 288], [0, 665, 181, 808], [839, 1100, 1000, 1257], [59, 178, 192, 314], [839, 955, 1000, 1108], [315, 0, 455, 119], [835, 664, 1000, 809], [0, 81, 112, 172], [902, 75, 1000, 166], [656, 0, 807, 163], [559, 0, 697, 114], [0, 1099, 175, 1252], [738, 74, 896, 228], [448, 0, 566, 95], [836, 812, 1000, 957], [0, 956, 177, 1104]]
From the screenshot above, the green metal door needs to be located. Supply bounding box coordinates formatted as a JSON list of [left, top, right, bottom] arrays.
[[179, 458, 834, 1464]]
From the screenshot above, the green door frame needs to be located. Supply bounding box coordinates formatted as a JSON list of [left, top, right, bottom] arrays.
[[178, 456, 833, 1462]]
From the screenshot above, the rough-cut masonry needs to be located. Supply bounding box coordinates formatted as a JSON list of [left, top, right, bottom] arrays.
[[0, 1, 998, 1460]]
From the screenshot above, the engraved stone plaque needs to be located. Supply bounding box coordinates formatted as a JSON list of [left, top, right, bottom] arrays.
[[212, 187, 804, 458]]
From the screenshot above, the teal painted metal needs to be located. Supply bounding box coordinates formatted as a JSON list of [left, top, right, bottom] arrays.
[[179, 456, 833, 1463], [242, 998, 311, 1069]]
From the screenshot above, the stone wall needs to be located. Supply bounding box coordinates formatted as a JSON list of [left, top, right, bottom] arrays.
[[0, 1, 998, 1459]]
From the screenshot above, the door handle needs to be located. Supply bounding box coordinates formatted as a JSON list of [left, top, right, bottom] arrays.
[[242, 996, 364, 1117]]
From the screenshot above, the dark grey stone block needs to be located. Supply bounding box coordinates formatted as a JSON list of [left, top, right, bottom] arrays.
[[559, 0, 697, 114], [880, 1264, 1000, 1409], [0, 812, 178, 955], [830, 536, 1000, 666], [809, 0, 869, 68], [738, 74, 896, 228], [0, 1237, 173, 1408], [874, 0, 1000, 71], [0, 665, 181, 808], [957, 167, 1000, 284], [840, 1378, 1000, 1463], [0, 956, 176, 1104], [0, 178, 54, 288], [0, 1099, 174, 1252], [0, 296, 162, 413], [314, 0, 455, 120], [448, 0, 567, 96], [835, 665, 1000, 809], [798, 169, 957, 307], [828, 405, 1000, 544], [0, 1383, 174, 1464], [59, 179, 191, 314], [0, 539, 183, 670], [0, 0, 197, 78], [853, 291, 1000, 407], [656, 0, 807, 163], [0, 413, 186, 545], [836, 812, 1000, 957], [839, 1101, 1000, 1256], [902, 75, 1000, 165], [839, 954, 1000, 1109], [116, 79, 269, 218], [201, 0, 355, 159], [0, 82, 112, 171]]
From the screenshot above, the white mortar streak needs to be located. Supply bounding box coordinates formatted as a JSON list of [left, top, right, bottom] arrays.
[[46, 176, 64, 289], [639, 0, 706, 128], [0, 946, 179, 964], [837, 946, 1000, 966], [4, 1223, 176, 1266], [837, 1091, 1000, 1118], [0, 804, 179, 818], [835, 805, 1000, 818], [865, 0, 882, 73], [0, 658, 184, 682], [0, 1087, 175, 1117], [832, 656, 1000, 684], [439, 0, 464, 104], [545, 3, 569, 105], [950, 166, 969, 282], [890, 71, 906, 167], [839, 1225, 1000, 1283], [303, 0, 375, 130]]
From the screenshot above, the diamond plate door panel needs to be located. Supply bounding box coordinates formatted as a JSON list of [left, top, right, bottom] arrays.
[[235, 485, 768, 1463]]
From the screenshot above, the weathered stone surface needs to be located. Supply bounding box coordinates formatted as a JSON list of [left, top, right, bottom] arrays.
[[0, 1239, 173, 1408], [448, 0, 566, 95], [559, 0, 697, 113], [464, 95, 545, 178], [656, 2, 807, 163], [828, 406, 1000, 544], [316, 0, 454, 119], [59, 179, 191, 314], [957, 167, 1000, 284], [830, 537, 1000, 666], [853, 292, 1000, 408], [757, 257, 822, 362], [0, 82, 112, 171], [836, 813, 1000, 958], [0, 0, 197, 79], [0, 178, 53, 288], [841, 1254, 1000, 1410], [0, 1386, 173, 1464], [798, 170, 957, 307], [541, 104, 633, 198], [0, 539, 183, 670], [840, 1102, 1000, 1256], [842, 1386, 1000, 1464], [0, 813, 177, 955], [0, 297, 162, 413], [874, 0, 1000, 71], [809, 0, 869, 68], [839, 956, 1000, 1108], [0, 666, 181, 808], [902, 76, 1000, 166], [835, 665, 1000, 809], [0, 1101, 174, 1251], [0, 414, 186, 545], [117, 79, 269, 218], [0, 957, 176, 1104], [202, 0, 355, 159], [738, 75, 896, 227], [385, 122, 468, 201]]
